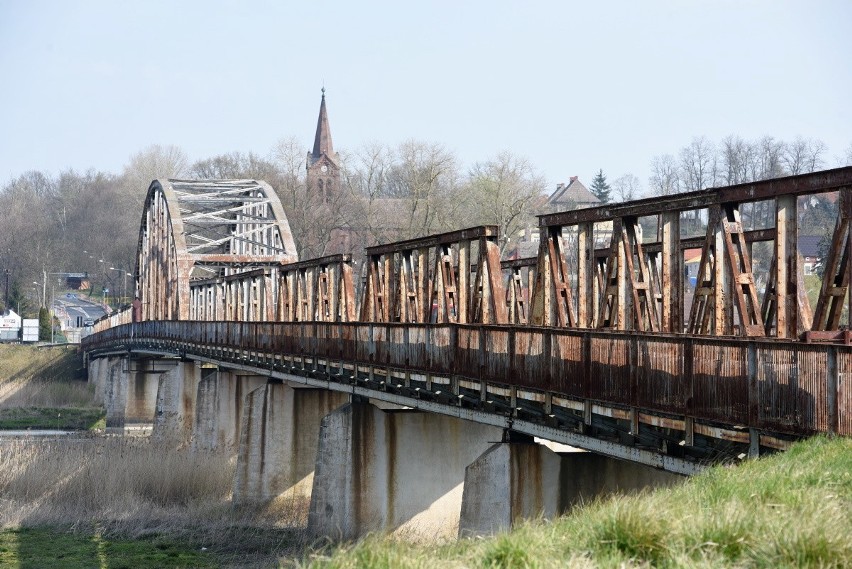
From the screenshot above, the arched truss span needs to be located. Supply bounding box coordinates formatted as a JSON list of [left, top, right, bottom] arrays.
[[135, 179, 298, 321]]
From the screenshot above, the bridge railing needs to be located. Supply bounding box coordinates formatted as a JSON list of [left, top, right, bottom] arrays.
[[84, 320, 850, 438]]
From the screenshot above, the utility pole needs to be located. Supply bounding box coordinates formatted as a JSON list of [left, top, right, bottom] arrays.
[[3, 269, 9, 311]]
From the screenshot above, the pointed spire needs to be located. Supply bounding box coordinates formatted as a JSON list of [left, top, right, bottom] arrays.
[[312, 88, 334, 159]]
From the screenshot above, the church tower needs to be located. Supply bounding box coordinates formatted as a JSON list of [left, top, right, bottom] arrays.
[[306, 88, 340, 202]]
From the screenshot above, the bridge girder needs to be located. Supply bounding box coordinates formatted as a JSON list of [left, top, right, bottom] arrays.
[[134, 179, 298, 321]]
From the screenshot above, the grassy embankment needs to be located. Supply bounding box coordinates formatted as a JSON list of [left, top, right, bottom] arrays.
[[0, 419, 847, 567], [301, 435, 851, 569], [0, 344, 104, 430]]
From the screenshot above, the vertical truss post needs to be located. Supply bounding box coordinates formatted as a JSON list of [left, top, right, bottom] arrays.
[[660, 211, 683, 333], [530, 230, 551, 326], [316, 267, 330, 321], [577, 222, 595, 328], [508, 268, 526, 324], [502, 259, 535, 325], [396, 250, 417, 323], [531, 226, 577, 327], [458, 240, 470, 323], [714, 207, 732, 335], [473, 237, 507, 324], [417, 247, 430, 322], [359, 254, 385, 322], [434, 244, 459, 323], [337, 261, 356, 321], [764, 195, 800, 337]]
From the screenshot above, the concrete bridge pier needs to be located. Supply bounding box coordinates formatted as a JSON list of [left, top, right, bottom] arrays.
[[192, 369, 268, 453], [88, 357, 162, 432], [87, 356, 108, 405], [307, 401, 503, 540], [232, 382, 349, 506], [459, 442, 683, 536], [152, 360, 201, 445], [123, 358, 164, 430]]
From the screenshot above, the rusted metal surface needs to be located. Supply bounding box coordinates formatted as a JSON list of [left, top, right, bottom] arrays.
[[530, 168, 852, 338], [136, 179, 298, 321], [127, 169, 852, 342], [538, 167, 852, 227], [360, 226, 507, 325], [83, 321, 852, 443], [502, 257, 536, 325], [86, 168, 852, 466]]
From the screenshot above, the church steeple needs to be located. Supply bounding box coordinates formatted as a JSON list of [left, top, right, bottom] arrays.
[[306, 88, 340, 203], [311, 87, 334, 162]]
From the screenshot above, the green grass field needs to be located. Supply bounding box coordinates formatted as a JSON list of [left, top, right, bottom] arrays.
[[300, 435, 852, 569], [0, 407, 104, 430], [0, 528, 216, 569]]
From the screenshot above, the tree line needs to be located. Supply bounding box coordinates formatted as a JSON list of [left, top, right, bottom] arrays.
[[1, 135, 849, 318], [0, 141, 545, 316]]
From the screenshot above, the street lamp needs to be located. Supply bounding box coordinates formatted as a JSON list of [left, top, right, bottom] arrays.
[[32, 281, 45, 308]]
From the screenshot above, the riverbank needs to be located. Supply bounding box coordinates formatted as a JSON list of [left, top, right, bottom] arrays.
[[300, 435, 851, 568], [0, 435, 847, 567], [0, 344, 102, 430]]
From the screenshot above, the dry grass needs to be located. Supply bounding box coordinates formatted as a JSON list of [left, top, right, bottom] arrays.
[[0, 344, 91, 408], [0, 436, 310, 565]]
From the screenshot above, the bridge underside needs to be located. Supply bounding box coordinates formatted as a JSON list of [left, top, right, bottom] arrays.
[[85, 317, 847, 476]]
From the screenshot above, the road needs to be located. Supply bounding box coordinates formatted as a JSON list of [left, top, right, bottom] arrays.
[[53, 294, 108, 329]]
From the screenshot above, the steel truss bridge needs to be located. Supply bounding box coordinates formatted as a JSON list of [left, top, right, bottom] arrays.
[[84, 170, 852, 475]]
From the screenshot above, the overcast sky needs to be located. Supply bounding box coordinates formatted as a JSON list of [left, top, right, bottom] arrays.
[[1, 1, 850, 194]]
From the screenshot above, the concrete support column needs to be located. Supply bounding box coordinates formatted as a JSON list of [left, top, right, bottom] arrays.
[[460, 442, 564, 536], [152, 360, 201, 446], [193, 370, 267, 453], [88, 356, 109, 405], [233, 383, 349, 505], [307, 402, 502, 540], [103, 357, 127, 431], [125, 360, 161, 427], [460, 443, 683, 536]]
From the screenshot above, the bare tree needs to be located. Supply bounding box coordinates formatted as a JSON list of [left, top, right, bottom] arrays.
[[719, 135, 755, 185], [648, 154, 680, 196], [783, 136, 827, 175], [464, 151, 546, 254], [189, 151, 275, 180], [122, 144, 188, 192], [749, 136, 785, 180], [679, 136, 718, 191], [612, 173, 642, 202]]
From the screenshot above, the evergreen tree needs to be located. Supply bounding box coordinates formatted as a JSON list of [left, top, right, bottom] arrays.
[[38, 307, 51, 341], [6, 281, 32, 316], [590, 169, 612, 204]]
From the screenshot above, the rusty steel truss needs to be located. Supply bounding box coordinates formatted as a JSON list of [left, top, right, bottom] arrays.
[[128, 168, 852, 340], [87, 167, 852, 469], [135, 179, 298, 321]]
